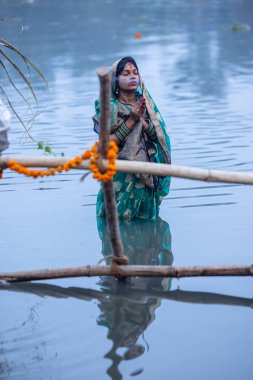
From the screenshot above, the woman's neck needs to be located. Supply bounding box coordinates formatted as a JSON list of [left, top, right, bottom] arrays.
[[118, 91, 137, 105]]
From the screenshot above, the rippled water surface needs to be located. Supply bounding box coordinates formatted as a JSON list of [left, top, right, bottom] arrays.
[[1, 1, 253, 379]]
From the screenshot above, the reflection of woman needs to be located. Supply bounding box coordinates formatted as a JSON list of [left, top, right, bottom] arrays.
[[97, 216, 173, 277], [93, 56, 171, 220], [96, 216, 173, 379], [97, 215, 173, 289]]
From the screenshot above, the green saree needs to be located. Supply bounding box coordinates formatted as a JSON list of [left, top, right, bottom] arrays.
[[93, 67, 171, 220]]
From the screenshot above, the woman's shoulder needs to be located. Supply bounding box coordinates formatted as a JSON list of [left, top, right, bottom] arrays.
[[94, 98, 119, 117]]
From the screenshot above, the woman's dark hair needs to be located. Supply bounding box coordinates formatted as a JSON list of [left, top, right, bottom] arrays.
[[112, 56, 139, 96], [115, 56, 139, 77]]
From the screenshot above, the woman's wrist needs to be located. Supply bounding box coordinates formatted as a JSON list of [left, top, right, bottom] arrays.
[[126, 117, 138, 129], [114, 123, 131, 143], [142, 118, 149, 130], [144, 121, 157, 140]]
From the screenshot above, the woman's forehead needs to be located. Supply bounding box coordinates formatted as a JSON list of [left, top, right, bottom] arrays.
[[123, 62, 138, 71]]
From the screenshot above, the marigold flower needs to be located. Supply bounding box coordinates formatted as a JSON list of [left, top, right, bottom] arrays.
[[32, 171, 39, 178], [69, 160, 77, 168], [107, 164, 116, 170], [75, 156, 82, 164], [107, 151, 116, 159], [82, 150, 91, 159]]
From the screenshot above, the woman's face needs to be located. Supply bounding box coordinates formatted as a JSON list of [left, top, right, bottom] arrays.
[[118, 62, 139, 92]]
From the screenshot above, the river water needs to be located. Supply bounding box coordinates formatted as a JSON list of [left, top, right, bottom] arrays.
[[0, 1, 253, 379]]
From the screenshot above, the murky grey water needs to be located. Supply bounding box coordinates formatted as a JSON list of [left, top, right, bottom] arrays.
[[1, 0, 253, 379]]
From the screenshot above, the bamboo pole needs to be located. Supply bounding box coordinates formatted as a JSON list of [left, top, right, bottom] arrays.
[[96, 67, 126, 265], [0, 265, 252, 282], [1, 156, 253, 185]]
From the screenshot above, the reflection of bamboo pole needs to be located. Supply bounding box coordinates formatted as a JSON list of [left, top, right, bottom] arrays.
[[1, 282, 252, 308], [1, 265, 252, 282], [96, 67, 126, 265], [1, 156, 253, 185]]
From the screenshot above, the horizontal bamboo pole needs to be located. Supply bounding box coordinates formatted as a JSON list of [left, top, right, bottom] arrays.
[[1, 155, 253, 184], [0, 265, 252, 282]]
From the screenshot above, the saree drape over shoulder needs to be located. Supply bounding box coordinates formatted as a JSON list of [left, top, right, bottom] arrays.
[[93, 65, 171, 220]]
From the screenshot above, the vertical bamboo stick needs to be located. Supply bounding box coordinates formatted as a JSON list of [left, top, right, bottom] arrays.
[[96, 67, 128, 266]]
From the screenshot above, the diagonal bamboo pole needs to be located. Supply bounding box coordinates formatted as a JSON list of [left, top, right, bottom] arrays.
[[0, 265, 252, 282], [1, 156, 253, 185], [96, 67, 127, 265]]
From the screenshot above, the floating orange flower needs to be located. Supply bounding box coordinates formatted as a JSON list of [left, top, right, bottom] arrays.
[[134, 32, 142, 39]]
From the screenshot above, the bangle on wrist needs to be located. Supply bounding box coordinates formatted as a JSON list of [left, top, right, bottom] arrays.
[[145, 122, 157, 139], [115, 123, 131, 143]]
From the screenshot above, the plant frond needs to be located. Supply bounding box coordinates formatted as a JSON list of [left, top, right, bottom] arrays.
[[0, 29, 48, 137], [0, 48, 38, 104], [19, 111, 41, 143], [0, 59, 32, 111], [0, 85, 35, 141], [0, 37, 49, 90]]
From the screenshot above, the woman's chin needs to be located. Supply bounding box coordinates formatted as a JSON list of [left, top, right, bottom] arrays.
[[128, 85, 138, 91]]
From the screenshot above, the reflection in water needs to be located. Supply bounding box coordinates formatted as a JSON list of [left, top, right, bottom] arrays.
[[1, 217, 252, 379], [1, 283, 252, 379], [97, 216, 173, 282], [96, 216, 173, 379]]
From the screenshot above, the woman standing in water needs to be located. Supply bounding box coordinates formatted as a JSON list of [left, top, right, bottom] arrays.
[[93, 57, 171, 220]]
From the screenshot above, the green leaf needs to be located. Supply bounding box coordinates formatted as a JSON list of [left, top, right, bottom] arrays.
[[61, 152, 65, 157], [37, 141, 44, 150], [44, 146, 52, 154]]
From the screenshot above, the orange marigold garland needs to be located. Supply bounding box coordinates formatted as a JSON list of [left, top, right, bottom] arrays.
[[89, 140, 118, 182], [3, 141, 118, 183]]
